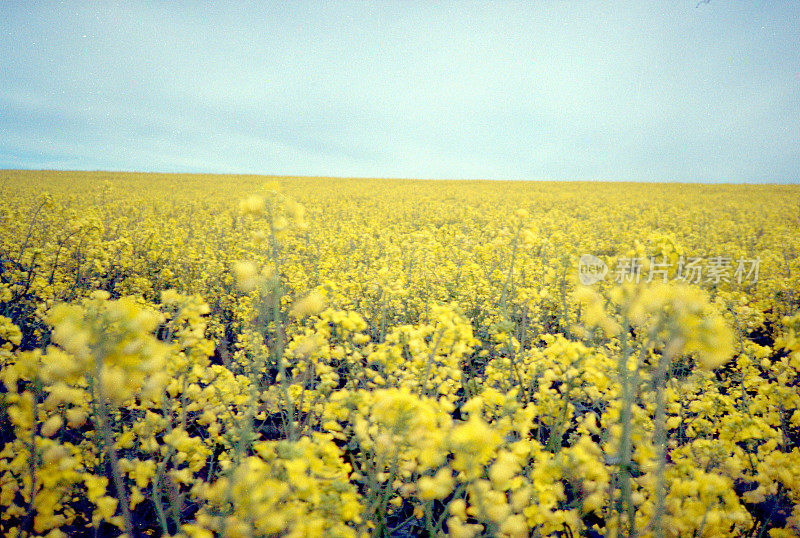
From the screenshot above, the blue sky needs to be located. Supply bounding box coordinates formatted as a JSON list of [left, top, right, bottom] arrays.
[[1, 1, 798, 182]]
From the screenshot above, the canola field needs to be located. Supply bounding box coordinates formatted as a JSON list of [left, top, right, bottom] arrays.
[[1, 169, 799, 537]]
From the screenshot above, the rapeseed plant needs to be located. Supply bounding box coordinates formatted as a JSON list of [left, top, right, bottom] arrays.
[[0, 170, 798, 536]]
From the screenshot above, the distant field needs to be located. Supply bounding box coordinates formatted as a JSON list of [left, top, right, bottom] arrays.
[[1, 169, 799, 536]]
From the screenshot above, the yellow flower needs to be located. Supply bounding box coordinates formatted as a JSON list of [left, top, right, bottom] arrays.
[[65, 407, 88, 428], [418, 468, 454, 500], [95, 495, 118, 521], [489, 451, 520, 491], [290, 290, 326, 318], [232, 260, 260, 291], [40, 415, 63, 437], [239, 194, 265, 214]]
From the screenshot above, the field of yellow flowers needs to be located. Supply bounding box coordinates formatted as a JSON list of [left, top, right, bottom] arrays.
[[1, 169, 799, 537]]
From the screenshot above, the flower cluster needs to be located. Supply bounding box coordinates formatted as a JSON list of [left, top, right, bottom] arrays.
[[0, 170, 798, 536]]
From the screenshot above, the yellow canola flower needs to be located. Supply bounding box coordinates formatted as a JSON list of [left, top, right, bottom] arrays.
[[1, 172, 798, 538], [40, 415, 63, 438], [239, 194, 265, 214], [449, 416, 502, 479], [418, 468, 454, 500], [232, 260, 260, 291], [290, 290, 327, 318]]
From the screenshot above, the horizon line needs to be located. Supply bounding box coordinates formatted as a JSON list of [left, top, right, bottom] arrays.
[[1, 168, 797, 186]]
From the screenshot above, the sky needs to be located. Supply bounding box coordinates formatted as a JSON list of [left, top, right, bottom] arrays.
[[1, 1, 799, 182]]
